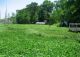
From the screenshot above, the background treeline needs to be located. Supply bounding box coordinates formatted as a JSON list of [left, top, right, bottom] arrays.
[[10, 0, 80, 26], [16, 0, 54, 24]]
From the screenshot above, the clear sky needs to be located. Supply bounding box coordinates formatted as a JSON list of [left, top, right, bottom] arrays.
[[0, 0, 55, 19]]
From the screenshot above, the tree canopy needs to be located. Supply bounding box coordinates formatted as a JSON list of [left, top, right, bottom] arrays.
[[16, 0, 54, 24], [10, 0, 80, 26]]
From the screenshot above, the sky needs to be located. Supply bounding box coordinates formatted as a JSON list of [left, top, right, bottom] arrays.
[[0, 0, 55, 19]]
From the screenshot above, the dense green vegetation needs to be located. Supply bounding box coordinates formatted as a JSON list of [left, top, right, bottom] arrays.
[[54, 0, 80, 26], [9, 0, 80, 25], [0, 24, 80, 57], [16, 0, 54, 24], [0, 0, 80, 57]]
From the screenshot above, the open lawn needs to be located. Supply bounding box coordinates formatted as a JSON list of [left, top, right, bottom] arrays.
[[0, 24, 80, 57]]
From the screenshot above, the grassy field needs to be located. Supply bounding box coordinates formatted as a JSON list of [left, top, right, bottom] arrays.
[[0, 24, 80, 57]]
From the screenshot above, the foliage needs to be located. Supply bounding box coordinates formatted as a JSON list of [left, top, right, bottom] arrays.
[[16, 0, 54, 24], [27, 2, 39, 23], [16, 8, 30, 24], [0, 24, 80, 57], [47, 0, 80, 26], [11, 0, 80, 26], [38, 0, 54, 22]]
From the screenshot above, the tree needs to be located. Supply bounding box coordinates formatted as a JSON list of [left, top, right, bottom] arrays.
[[38, 0, 54, 24], [56, 0, 80, 24], [16, 9, 27, 24], [16, 2, 39, 24], [67, 0, 80, 23], [27, 2, 39, 23]]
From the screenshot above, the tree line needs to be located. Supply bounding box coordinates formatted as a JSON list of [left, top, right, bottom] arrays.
[[10, 0, 80, 26]]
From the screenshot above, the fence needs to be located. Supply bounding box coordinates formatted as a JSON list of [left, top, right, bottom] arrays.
[[69, 23, 80, 32]]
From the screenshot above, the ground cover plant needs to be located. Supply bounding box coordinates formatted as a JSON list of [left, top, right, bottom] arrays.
[[0, 24, 80, 57]]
